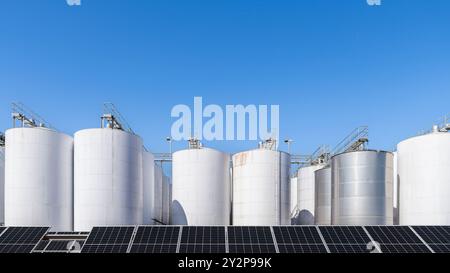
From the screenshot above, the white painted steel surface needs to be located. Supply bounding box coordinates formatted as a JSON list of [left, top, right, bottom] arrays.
[[331, 150, 394, 225], [232, 149, 290, 226], [153, 163, 163, 224], [143, 151, 155, 225], [393, 151, 399, 225], [172, 148, 230, 225], [289, 176, 298, 219], [398, 132, 450, 225], [297, 164, 325, 225], [0, 146, 5, 225], [74, 128, 143, 231], [5, 128, 73, 231]]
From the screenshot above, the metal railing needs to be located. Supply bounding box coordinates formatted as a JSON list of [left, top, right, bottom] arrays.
[[331, 126, 369, 156]]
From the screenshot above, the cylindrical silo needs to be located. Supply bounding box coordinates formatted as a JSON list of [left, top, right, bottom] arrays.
[[331, 150, 394, 226], [143, 151, 155, 225], [5, 127, 73, 231], [398, 130, 450, 225], [314, 167, 331, 225], [0, 146, 5, 226], [297, 164, 325, 225], [162, 174, 171, 225], [172, 147, 230, 226], [232, 149, 291, 226], [393, 151, 399, 225], [153, 163, 163, 224], [74, 128, 143, 231], [289, 176, 298, 224]]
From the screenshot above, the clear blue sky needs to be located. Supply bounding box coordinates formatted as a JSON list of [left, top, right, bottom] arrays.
[[1, 0, 449, 155]]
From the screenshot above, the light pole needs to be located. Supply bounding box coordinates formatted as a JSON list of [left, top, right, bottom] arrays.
[[284, 139, 294, 154], [166, 137, 173, 154]]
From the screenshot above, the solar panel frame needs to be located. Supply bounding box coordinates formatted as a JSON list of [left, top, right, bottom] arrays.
[[411, 226, 450, 253], [81, 226, 135, 254], [0, 227, 50, 254], [365, 226, 432, 254], [129, 226, 181, 254], [319, 226, 374, 254], [273, 226, 328, 254], [228, 227, 277, 254], [178, 226, 227, 253]]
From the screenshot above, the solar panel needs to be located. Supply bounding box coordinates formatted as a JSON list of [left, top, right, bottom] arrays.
[[273, 227, 328, 254], [228, 227, 277, 254], [33, 240, 51, 252], [409, 226, 450, 253], [319, 226, 373, 254], [44, 240, 75, 252], [179, 227, 226, 253], [81, 227, 135, 253], [0, 227, 49, 253], [365, 226, 432, 254], [129, 226, 180, 253], [0, 227, 7, 236]]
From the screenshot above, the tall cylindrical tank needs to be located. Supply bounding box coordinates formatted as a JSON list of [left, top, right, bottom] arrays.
[[162, 174, 171, 225], [297, 164, 325, 225], [74, 128, 143, 231], [172, 148, 230, 226], [393, 151, 399, 225], [398, 131, 450, 225], [0, 146, 5, 225], [5, 127, 73, 231], [153, 163, 163, 224], [289, 176, 298, 224], [331, 150, 393, 226], [143, 151, 155, 225], [314, 167, 331, 225], [232, 149, 291, 226]]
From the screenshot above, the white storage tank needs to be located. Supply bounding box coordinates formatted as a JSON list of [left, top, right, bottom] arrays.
[[172, 145, 230, 226], [314, 167, 332, 225], [0, 146, 5, 226], [393, 151, 399, 225], [398, 129, 450, 225], [297, 164, 325, 225], [143, 151, 155, 225], [5, 127, 73, 231], [331, 150, 394, 225], [289, 176, 298, 224], [153, 163, 163, 224], [74, 128, 144, 231], [162, 174, 171, 225], [233, 147, 291, 226]]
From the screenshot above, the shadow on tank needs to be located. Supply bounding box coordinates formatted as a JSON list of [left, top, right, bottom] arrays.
[[171, 200, 188, 225]]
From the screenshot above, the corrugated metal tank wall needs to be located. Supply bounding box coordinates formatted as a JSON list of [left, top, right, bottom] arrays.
[[0, 146, 5, 225], [398, 132, 450, 225], [297, 165, 325, 225], [314, 167, 332, 225], [232, 149, 291, 226], [143, 151, 155, 225], [74, 128, 144, 231], [5, 128, 73, 231], [172, 148, 230, 226], [331, 150, 394, 226]]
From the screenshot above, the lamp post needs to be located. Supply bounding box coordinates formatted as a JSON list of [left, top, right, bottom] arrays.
[[284, 139, 294, 154]]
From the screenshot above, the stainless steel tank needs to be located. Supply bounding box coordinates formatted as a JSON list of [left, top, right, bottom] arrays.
[[314, 167, 331, 225], [331, 150, 394, 225]]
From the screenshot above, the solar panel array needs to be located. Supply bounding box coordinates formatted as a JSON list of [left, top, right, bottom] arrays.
[[0, 227, 49, 253], [1, 226, 450, 254]]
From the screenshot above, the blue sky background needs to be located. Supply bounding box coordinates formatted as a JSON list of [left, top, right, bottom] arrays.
[[1, 0, 449, 155]]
